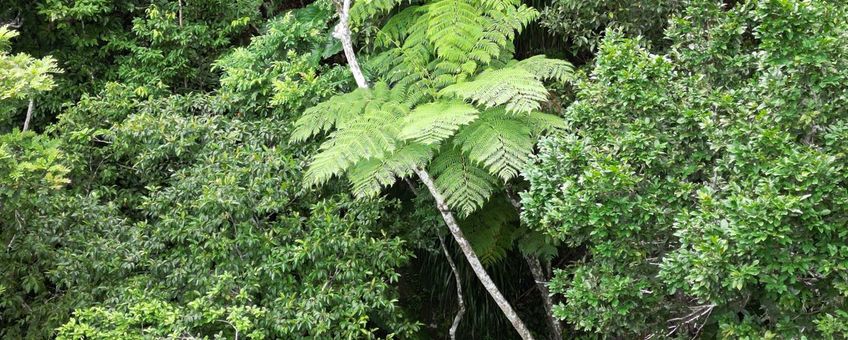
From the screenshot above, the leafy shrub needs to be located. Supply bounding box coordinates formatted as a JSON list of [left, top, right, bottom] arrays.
[[522, 0, 848, 337]]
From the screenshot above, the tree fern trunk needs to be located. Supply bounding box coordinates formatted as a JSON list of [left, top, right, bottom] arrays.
[[414, 168, 535, 339], [332, 4, 533, 337]]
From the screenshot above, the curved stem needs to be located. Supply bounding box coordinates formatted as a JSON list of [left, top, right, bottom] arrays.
[[439, 234, 465, 340]]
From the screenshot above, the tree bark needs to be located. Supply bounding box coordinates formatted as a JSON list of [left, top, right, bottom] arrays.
[[439, 234, 465, 340], [524, 255, 562, 339], [507, 191, 563, 339], [331, 0, 368, 88], [330, 4, 532, 337], [414, 168, 535, 339], [22, 99, 34, 131]]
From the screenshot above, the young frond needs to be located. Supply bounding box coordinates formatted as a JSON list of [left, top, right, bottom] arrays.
[[454, 108, 534, 181], [440, 67, 548, 113], [430, 146, 497, 216], [398, 100, 479, 144], [290, 87, 374, 143], [347, 142, 435, 197], [514, 55, 575, 82]]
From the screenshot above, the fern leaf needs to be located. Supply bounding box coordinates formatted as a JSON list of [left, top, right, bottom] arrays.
[[514, 55, 575, 82], [347, 142, 435, 197], [426, 0, 483, 64], [454, 108, 534, 181], [290, 87, 373, 143], [302, 83, 410, 186], [440, 67, 548, 113], [430, 146, 497, 216], [398, 100, 479, 144], [460, 196, 519, 265]]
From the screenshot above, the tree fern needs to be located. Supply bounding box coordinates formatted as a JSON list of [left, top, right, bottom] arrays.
[[453, 108, 534, 181], [398, 101, 478, 144], [440, 56, 573, 113], [347, 142, 435, 197], [429, 146, 497, 216]]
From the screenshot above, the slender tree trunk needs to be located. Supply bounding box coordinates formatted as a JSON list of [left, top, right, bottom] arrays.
[[524, 255, 562, 339], [331, 0, 368, 88], [331, 4, 533, 337], [22, 99, 34, 131], [414, 168, 535, 339], [439, 234, 465, 340], [507, 191, 563, 339]]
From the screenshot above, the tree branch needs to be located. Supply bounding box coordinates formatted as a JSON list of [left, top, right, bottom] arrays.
[[22, 99, 34, 131], [439, 234, 466, 340], [414, 167, 535, 339]]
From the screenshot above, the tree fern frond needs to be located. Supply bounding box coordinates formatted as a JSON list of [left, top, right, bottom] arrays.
[[454, 108, 534, 181], [347, 142, 435, 197], [398, 100, 479, 144], [351, 0, 409, 25], [430, 146, 497, 216], [290, 87, 373, 143], [460, 196, 519, 265], [375, 5, 424, 48], [440, 67, 548, 113], [520, 111, 568, 134], [301, 82, 410, 186], [426, 0, 483, 64], [514, 55, 575, 82]]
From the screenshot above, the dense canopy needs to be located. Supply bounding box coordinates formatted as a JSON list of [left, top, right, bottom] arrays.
[[1, 0, 846, 338]]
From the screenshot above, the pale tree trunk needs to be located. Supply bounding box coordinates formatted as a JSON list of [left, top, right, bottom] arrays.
[[331, 0, 368, 88], [439, 234, 465, 340], [508, 191, 563, 339], [414, 168, 535, 339], [525, 255, 562, 339], [331, 3, 533, 337], [22, 99, 34, 131]]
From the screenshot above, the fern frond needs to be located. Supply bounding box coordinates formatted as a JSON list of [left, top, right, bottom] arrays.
[[454, 108, 534, 181], [347, 142, 435, 197], [290, 87, 373, 143], [351, 0, 408, 25], [301, 82, 411, 186], [426, 0, 483, 64], [460, 196, 519, 265], [440, 67, 548, 113], [430, 146, 497, 216], [375, 5, 424, 48], [514, 55, 575, 82], [521, 110, 568, 133], [398, 100, 479, 144]]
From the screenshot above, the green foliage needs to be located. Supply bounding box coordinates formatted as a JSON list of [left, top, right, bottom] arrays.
[[540, 0, 684, 54], [0, 26, 62, 127], [523, 0, 848, 337], [294, 0, 572, 217]]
